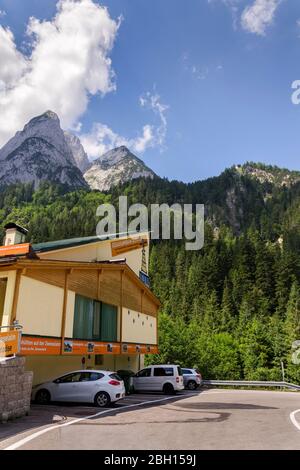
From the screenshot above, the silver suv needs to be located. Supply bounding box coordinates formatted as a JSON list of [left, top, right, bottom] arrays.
[[182, 368, 202, 390], [133, 364, 184, 394]]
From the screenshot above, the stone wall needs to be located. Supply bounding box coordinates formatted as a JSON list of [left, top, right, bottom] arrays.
[[0, 356, 33, 423]]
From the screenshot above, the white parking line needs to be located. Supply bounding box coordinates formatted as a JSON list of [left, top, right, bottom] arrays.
[[290, 409, 300, 431], [4, 394, 195, 451]]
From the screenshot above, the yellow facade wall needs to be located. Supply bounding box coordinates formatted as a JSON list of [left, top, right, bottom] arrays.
[[122, 308, 157, 344], [26, 353, 141, 385], [0, 270, 16, 327], [17, 276, 64, 337]]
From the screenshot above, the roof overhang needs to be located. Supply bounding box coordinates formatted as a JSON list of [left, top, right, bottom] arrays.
[[0, 257, 161, 307]]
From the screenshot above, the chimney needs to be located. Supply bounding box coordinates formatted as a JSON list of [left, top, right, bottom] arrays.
[[3, 223, 28, 246]]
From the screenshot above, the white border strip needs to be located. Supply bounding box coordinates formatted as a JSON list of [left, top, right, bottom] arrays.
[[4, 394, 198, 451], [290, 409, 300, 431]]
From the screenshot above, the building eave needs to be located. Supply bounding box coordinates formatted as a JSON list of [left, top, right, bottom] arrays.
[[1, 257, 161, 307]]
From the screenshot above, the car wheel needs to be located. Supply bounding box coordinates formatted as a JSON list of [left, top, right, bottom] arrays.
[[35, 389, 51, 405], [187, 380, 198, 390], [94, 391, 111, 408], [163, 383, 175, 395]]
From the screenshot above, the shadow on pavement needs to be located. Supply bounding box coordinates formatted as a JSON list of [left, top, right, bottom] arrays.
[[0, 391, 197, 445], [173, 401, 278, 410]]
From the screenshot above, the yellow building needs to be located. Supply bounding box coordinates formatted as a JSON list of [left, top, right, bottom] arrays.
[[0, 224, 159, 385]]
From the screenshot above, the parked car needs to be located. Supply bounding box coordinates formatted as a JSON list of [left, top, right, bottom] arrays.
[[132, 364, 184, 394], [182, 368, 202, 390], [32, 370, 125, 407]]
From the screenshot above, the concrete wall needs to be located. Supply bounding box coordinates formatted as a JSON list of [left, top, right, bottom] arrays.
[[122, 308, 157, 344], [0, 356, 33, 423]]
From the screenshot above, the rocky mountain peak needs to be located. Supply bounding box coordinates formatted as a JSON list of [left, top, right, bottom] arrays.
[[0, 110, 87, 189], [84, 146, 156, 191]]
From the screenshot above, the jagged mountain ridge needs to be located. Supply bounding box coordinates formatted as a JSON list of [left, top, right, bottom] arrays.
[[64, 131, 91, 173], [0, 111, 156, 191], [0, 111, 88, 189], [234, 162, 300, 187], [84, 146, 156, 191]]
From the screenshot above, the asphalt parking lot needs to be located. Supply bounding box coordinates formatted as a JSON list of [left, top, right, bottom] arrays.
[[0, 390, 197, 448], [1, 389, 300, 450]]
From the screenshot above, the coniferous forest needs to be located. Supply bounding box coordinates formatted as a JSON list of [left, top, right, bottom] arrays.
[[1, 164, 300, 383]]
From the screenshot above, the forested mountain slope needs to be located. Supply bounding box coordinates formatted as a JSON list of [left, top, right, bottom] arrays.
[[0, 163, 299, 383]]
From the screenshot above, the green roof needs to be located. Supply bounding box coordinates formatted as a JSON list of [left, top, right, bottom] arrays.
[[33, 236, 102, 253], [32, 230, 143, 254]]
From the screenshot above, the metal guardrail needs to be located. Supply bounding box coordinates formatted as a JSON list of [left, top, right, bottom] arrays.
[[203, 380, 300, 391]]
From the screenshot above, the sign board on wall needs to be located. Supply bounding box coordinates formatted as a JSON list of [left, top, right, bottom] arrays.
[[111, 237, 148, 257], [121, 343, 159, 355], [0, 330, 21, 357], [21, 336, 122, 355], [21, 336, 61, 355], [62, 339, 120, 355], [20, 335, 158, 356]]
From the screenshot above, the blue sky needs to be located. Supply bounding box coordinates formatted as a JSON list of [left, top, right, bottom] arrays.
[[1, 0, 300, 182]]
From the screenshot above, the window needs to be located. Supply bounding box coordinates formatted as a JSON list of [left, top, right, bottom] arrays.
[[153, 367, 174, 377], [89, 372, 104, 381], [57, 372, 81, 383], [79, 372, 104, 382], [101, 303, 117, 341], [73, 295, 118, 342], [73, 296, 93, 340], [0, 278, 7, 326], [95, 354, 104, 366], [182, 369, 192, 375], [109, 373, 122, 381], [92, 301, 101, 339], [137, 368, 151, 378]]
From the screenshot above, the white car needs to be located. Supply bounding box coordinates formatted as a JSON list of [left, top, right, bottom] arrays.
[[133, 364, 184, 394], [32, 370, 125, 407]]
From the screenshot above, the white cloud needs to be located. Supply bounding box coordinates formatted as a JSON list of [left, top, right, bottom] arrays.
[[80, 92, 168, 159], [139, 91, 168, 148], [0, 27, 28, 89], [0, 10, 6, 17], [241, 0, 282, 35], [0, 0, 120, 148]]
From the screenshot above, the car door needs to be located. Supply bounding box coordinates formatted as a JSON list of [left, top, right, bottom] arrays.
[[76, 372, 105, 402], [133, 368, 152, 391], [52, 372, 82, 402]]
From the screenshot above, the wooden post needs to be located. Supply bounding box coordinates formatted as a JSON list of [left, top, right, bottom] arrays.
[[60, 269, 70, 355], [97, 269, 102, 300], [120, 270, 124, 346], [11, 269, 22, 323]]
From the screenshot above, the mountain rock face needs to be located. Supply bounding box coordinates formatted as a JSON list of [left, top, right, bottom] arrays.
[[64, 131, 91, 173], [0, 111, 88, 189], [84, 146, 156, 191], [234, 163, 300, 187]]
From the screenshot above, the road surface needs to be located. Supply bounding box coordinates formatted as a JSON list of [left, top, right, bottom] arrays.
[[1, 389, 300, 450]]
